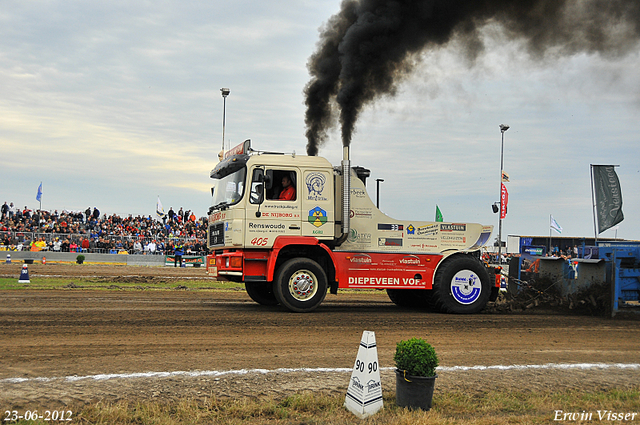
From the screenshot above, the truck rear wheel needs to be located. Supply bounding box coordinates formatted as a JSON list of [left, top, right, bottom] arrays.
[[245, 282, 279, 306], [273, 258, 327, 313], [430, 255, 491, 314]]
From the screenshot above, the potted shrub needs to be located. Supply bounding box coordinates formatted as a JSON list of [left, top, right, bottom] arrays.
[[394, 337, 439, 410], [76, 254, 85, 265]]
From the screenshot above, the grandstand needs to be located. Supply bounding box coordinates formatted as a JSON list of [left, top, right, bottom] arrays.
[[0, 206, 208, 257]]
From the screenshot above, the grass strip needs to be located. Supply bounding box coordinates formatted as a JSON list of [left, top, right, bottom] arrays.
[[0, 277, 243, 291], [6, 387, 640, 425]]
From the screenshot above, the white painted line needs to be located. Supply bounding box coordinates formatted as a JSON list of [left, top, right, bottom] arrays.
[[437, 363, 640, 372], [2, 363, 638, 385]]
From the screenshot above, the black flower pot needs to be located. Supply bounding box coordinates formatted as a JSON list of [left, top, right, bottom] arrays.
[[395, 369, 437, 411]]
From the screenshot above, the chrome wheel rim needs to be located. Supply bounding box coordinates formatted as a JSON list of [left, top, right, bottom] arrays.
[[288, 269, 318, 302]]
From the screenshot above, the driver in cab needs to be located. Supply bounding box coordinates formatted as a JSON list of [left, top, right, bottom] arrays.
[[279, 175, 296, 201]]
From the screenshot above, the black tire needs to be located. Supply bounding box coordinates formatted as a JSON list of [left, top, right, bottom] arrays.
[[386, 289, 430, 309], [245, 282, 278, 306], [430, 255, 491, 314], [273, 258, 328, 312]]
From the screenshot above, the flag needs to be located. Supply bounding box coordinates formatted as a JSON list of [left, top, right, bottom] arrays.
[[500, 183, 508, 219], [156, 196, 166, 219], [501, 171, 510, 182], [592, 165, 624, 234], [550, 215, 563, 234], [36, 182, 43, 202], [435, 205, 443, 222]]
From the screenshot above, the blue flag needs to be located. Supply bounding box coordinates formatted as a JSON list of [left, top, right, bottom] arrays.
[[36, 182, 43, 202]]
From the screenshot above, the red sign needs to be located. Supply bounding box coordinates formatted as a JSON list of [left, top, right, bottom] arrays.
[[500, 183, 509, 219], [224, 139, 251, 159]]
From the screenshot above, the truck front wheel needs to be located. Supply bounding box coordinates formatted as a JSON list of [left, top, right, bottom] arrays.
[[245, 282, 279, 306], [273, 258, 328, 313], [430, 255, 491, 314]]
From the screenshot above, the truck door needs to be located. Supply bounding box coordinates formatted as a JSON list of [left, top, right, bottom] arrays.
[[301, 169, 335, 239], [245, 167, 302, 247]]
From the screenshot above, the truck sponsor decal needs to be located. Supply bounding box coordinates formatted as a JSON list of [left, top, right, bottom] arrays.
[[261, 212, 295, 218], [209, 211, 227, 223], [467, 227, 492, 250], [378, 224, 403, 231], [348, 277, 422, 286], [351, 188, 366, 198], [441, 235, 466, 242], [305, 172, 328, 201], [451, 270, 481, 304], [416, 224, 439, 236], [399, 255, 421, 265], [248, 222, 285, 230], [440, 223, 466, 232], [409, 243, 438, 249], [350, 208, 373, 219], [378, 238, 402, 247], [348, 229, 372, 244], [349, 254, 373, 264], [264, 204, 299, 210], [308, 206, 328, 227]]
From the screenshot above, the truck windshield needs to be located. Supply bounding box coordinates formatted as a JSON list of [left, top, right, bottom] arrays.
[[211, 167, 246, 210]]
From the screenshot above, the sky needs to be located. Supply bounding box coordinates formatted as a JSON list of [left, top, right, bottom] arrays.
[[1, 1, 639, 244]]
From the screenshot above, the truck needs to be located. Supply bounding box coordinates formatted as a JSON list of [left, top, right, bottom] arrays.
[[206, 139, 499, 313]]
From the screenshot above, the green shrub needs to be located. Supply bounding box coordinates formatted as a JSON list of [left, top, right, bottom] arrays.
[[394, 337, 438, 377], [76, 254, 85, 264]]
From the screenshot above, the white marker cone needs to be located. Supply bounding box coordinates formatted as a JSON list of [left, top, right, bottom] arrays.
[[344, 330, 383, 419], [18, 264, 30, 283]]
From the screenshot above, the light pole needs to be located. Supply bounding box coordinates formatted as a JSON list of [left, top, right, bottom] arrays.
[[220, 88, 230, 152], [376, 178, 384, 208], [497, 124, 509, 263]]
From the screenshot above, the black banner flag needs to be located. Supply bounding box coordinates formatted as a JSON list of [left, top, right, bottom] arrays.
[[592, 165, 624, 234]]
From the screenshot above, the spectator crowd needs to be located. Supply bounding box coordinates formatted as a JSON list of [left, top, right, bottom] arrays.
[[1, 202, 208, 255]]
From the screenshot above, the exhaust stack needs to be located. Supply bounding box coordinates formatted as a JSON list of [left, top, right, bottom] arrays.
[[342, 146, 351, 235], [338, 145, 351, 246]]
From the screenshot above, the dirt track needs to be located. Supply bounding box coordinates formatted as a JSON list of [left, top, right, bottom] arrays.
[[1, 264, 640, 410]]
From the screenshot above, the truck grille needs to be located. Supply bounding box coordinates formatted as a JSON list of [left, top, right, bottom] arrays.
[[208, 223, 224, 247]]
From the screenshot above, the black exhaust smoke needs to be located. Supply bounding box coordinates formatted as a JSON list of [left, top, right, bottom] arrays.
[[304, 0, 640, 156]]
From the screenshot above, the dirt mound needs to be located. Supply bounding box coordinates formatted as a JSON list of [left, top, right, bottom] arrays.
[[486, 276, 612, 316]]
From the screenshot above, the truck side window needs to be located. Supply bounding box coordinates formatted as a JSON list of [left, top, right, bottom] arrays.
[[267, 170, 297, 201], [249, 168, 264, 204]]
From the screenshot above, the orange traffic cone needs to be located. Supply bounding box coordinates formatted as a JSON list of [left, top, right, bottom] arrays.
[[42, 256, 46, 265]]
